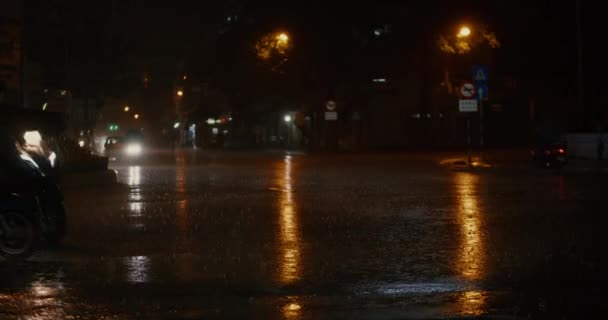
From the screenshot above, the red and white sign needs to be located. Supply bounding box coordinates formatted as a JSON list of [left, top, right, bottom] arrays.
[[459, 82, 476, 99], [325, 100, 337, 111]]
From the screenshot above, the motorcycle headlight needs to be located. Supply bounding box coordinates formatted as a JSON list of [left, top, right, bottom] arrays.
[[125, 144, 143, 156]]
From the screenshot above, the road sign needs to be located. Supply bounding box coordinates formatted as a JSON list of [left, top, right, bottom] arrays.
[[459, 99, 478, 112], [325, 111, 338, 120], [326, 100, 337, 111], [476, 83, 488, 100], [459, 82, 476, 99], [473, 65, 489, 82]]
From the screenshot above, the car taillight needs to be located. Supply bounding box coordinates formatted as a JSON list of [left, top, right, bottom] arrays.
[[557, 148, 565, 154]]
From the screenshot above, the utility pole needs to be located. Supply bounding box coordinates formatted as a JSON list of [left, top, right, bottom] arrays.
[[18, 0, 25, 107], [576, 0, 585, 129]]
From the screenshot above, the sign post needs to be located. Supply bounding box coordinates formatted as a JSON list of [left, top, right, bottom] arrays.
[[458, 82, 478, 167], [473, 65, 488, 156], [467, 118, 472, 167]]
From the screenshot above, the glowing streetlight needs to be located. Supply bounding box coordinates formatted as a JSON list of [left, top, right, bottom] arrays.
[[134, 114, 140, 120], [124, 106, 130, 112], [177, 90, 184, 97], [458, 26, 472, 38], [277, 33, 289, 43], [284, 115, 292, 123]]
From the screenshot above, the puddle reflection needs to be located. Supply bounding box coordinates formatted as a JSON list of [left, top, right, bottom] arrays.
[[0, 275, 69, 320], [276, 155, 302, 285], [128, 165, 141, 186], [175, 152, 195, 280], [125, 255, 150, 283], [282, 298, 302, 319], [127, 166, 144, 229], [454, 172, 486, 315]]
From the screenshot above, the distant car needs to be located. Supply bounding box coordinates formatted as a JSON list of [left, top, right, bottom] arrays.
[[104, 136, 124, 156], [531, 143, 568, 168], [104, 136, 144, 160]]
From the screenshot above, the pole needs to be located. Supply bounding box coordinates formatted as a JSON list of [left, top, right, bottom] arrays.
[[18, 0, 25, 107], [479, 97, 484, 158], [575, 0, 585, 129], [467, 118, 472, 167]]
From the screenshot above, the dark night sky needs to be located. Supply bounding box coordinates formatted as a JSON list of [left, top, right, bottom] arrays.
[[23, 1, 607, 95]]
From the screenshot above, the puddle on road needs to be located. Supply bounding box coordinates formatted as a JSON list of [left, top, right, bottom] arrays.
[[0, 271, 120, 319]]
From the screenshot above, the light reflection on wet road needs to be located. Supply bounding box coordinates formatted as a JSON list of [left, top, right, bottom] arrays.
[[454, 173, 486, 316], [277, 155, 302, 285], [1, 151, 608, 319]]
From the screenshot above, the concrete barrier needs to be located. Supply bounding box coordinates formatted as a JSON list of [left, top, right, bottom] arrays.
[[566, 133, 608, 159]]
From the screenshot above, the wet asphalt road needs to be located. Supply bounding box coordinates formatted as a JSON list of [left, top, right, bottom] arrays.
[[1, 150, 608, 319]]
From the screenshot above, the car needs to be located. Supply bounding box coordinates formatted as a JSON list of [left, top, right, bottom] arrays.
[[530, 143, 568, 168], [104, 135, 144, 160], [104, 136, 124, 156]]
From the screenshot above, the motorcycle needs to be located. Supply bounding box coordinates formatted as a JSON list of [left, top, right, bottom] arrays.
[[0, 129, 66, 261]]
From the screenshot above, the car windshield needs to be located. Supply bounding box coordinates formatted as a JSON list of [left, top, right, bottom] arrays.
[[106, 137, 122, 145], [2, 1, 608, 319]]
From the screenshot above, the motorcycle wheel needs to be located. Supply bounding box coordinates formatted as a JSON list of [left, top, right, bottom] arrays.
[[0, 211, 36, 261], [44, 204, 67, 245]]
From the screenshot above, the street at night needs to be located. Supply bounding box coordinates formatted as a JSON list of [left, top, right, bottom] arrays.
[[1, 151, 607, 319], [3, 1, 608, 318]]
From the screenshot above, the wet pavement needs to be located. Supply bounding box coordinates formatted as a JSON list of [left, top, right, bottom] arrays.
[[1, 150, 608, 319]]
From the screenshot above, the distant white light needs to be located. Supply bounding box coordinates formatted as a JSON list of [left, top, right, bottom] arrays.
[[372, 78, 387, 83], [42, 102, 48, 110], [212, 128, 219, 135], [78, 140, 85, 148], [223, 129, 229, 134], [173, 122, 181, 129], [227, 16, 232, 22], [207, 118, 216, 125], [60, 90, 67, 96], [284, 115, 292, 123], [373, 29, 383, 37]]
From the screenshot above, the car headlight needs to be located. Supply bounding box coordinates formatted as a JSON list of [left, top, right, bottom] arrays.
[[125, 144, 143, 156]]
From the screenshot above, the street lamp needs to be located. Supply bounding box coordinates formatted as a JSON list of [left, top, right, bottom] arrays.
[[134, 114, 140, 120], [284, 114, 293, 148], [124, 106, 130, 112], [177, 90, 184, 97], [277, 32, 289, 43], [458, 26, 471, 38]]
